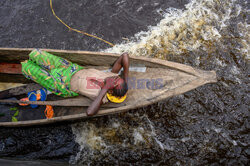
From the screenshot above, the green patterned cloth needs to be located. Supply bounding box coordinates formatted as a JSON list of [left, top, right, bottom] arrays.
[[21, 49, 83, 97]]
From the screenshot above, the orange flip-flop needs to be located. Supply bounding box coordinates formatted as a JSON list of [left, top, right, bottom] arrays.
[[19, 97, 29, 106], [44, 105, 54, 119]]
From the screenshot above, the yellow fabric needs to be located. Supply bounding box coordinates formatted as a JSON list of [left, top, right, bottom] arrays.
[[106, 93, 127, 103]]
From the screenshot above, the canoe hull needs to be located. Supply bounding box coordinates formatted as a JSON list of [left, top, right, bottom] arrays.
[[0, 48, 217, 127]]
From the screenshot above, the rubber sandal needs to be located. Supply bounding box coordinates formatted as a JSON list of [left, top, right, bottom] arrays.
[[39, 88, 47, 101], [19, 97, 29, 106], [28, 91, 38, 108], [44, 105, 54, 119]]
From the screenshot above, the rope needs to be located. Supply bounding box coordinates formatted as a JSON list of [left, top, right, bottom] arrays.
[[49, 0, 114, 47]]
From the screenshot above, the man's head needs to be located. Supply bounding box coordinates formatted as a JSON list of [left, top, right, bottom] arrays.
[[109, 77, 128, 97]]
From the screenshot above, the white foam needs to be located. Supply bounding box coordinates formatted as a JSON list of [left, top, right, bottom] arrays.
[[112, 121, 120, 128], [133, 128, 145, 144], [214, 58, 227, 67], [230, 65, 241, 75], [181, 137, 191, 142], [105, 0, 241, 59]]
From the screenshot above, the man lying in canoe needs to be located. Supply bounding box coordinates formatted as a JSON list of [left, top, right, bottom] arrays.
[[21, 49, 129, 116]]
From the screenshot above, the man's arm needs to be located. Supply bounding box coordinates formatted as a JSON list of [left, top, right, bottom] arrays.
[[86, 77, 119, 116], [86, 88, 108, 116], [111, 53, 129, 82], [86, 53, 129, 116]]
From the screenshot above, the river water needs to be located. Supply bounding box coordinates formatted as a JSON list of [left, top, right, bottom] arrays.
[[0, 0, 249, 165]]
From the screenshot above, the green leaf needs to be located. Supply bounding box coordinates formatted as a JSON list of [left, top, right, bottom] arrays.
[[13, 110, 19, 117], [0, 113, 5, 117], [10, 107, 18, 111], [12, 117, 18, 122]]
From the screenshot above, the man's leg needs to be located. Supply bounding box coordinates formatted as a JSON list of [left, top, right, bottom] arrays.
[[29, 49, 72, 71], [24, 49, 82, 97], [21, 60, 59, 95]]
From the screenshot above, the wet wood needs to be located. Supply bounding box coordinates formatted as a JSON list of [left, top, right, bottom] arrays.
[[0, 83, 42, 99], [0, 73, 32, 83], [0, 63, 22, 74], [0, 97, 124, 108]]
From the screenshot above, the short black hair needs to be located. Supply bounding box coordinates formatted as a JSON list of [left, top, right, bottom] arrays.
[[112, 81, 128, 97]]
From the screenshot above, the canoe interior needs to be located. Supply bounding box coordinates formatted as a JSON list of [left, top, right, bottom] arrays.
[[0, 48, 173, 83], [0, 67, 196, 123], [0, 48, 167, 68]]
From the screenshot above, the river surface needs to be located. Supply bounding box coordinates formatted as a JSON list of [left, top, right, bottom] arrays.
[[0, 0, 249, 165]]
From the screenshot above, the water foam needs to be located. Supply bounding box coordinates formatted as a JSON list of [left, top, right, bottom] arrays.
[[71, 0, 247, 163], [105, 0, 243, 59]]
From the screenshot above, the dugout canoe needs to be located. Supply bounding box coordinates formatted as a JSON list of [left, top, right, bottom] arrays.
[[0, 48, 217, 127]]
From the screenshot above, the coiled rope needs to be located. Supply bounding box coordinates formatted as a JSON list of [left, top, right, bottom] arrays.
[[49, 0, 114, 47]]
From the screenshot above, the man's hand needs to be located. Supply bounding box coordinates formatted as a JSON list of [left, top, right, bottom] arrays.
[[103, 76, 120, 89]]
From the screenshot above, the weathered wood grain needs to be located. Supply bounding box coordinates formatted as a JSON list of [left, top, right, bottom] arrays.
[[0, 48, 217, 127]]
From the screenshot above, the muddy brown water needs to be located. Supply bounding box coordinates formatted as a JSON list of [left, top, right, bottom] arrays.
[[0, 0, 249, 165]]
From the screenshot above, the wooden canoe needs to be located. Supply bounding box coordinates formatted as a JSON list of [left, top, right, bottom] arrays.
[[0, 48, 217, 127]]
